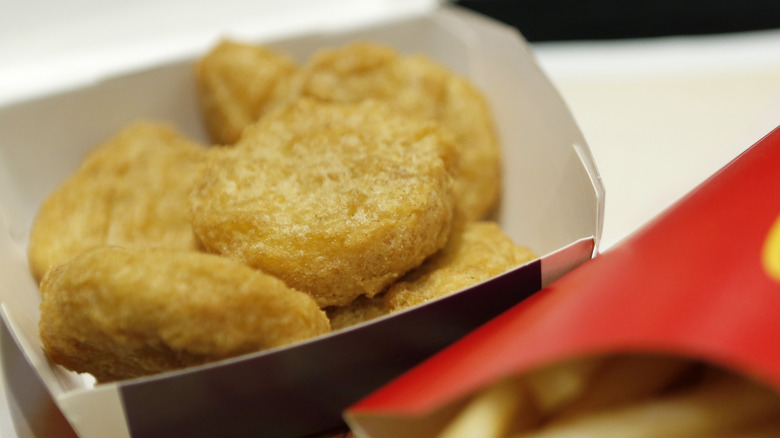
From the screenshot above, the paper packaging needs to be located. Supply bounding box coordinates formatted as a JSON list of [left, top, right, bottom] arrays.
[[0, 5, 603, 438], [345, 126, 780, 437]]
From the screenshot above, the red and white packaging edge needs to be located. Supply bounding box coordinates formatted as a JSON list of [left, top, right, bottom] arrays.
[[345, 125, 780, 437], [0, 5, 603, 438]]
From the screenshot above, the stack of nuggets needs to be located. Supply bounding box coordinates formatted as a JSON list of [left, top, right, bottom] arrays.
[[29, 40, 536, 382], [196, 40, 502, 221]]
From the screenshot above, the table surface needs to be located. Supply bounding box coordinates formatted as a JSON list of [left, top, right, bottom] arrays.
[[3, 1, 780, 436]]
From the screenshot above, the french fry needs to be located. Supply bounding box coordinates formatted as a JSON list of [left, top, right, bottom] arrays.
[[554, 353, 693, 420], [522, 356, 604, 415], [510, 370, 780, 438], [433, 354, 780, 438], [437, 376, 537, 438]]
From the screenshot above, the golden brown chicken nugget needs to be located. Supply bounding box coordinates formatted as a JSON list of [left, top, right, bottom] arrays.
[[39, 246, 330, 382], [300, 42, 501, 221], [384, 221, 537, 312], [194, 39, 300, 144], [326, 221, 536, 329], [27, 121, 206, 282], [326, 294, 389, 331], [190, 98, 459, 307]]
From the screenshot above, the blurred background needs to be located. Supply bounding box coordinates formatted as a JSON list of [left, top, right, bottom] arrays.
[[2, 1, 780, 436], [456, 0, 780, 41]]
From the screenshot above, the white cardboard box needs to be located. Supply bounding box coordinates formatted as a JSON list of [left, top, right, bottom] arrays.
[[0, 6, 603, 437]]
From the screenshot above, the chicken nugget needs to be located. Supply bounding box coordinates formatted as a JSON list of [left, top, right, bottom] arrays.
[[326, 221, 536, 329], [39, 246, 330, 382], [27, 121, 206, 282], [326, 294, 389, 331], [384, 221, 537, 312], [300, 42, 501, 220], [194, 39, 300, 144], [190, 98, 459, 307]]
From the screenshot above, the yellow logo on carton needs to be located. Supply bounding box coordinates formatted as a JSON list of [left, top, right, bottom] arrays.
[[764, 214, 780, 283]]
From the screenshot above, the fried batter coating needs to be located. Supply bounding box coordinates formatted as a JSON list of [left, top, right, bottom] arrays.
[[190, 98, 459, 307], [384, 221, 537, 312], [27, 121, 206, 282], [299, 42, 501, 220], [194, 40, 300, 144], [39, 246, 330, 382]]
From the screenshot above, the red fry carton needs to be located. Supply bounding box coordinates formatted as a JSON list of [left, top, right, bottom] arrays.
[[345, 125, 780, 436]]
